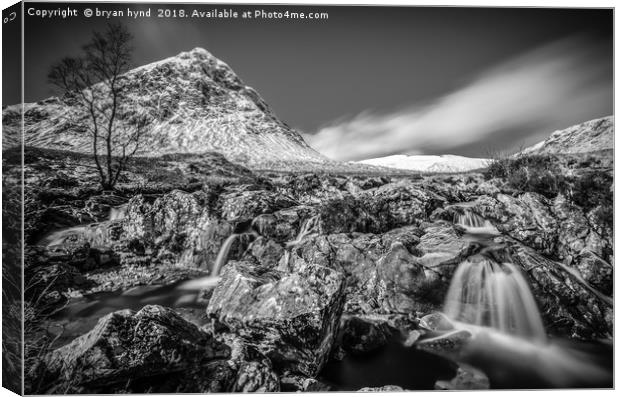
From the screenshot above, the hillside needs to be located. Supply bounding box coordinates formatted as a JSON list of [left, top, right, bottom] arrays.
[[521, 116, 613, 155], [356, 154, 490, 173], [2, 48, 326, 168]]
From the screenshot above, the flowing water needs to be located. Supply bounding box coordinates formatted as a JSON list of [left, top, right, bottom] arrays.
[[49, 231, 242, 347], [40, 204, 128, 248], [48, 206, 612, 388], [454, 210, 500, 235], [443, 257, 546, 342], [419, 208, 613, 388], [323, 208, 612, 390], [176, 233, 239, 291]]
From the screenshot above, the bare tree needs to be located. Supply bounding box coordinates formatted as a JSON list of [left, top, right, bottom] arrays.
[[48, 23, 148, 190]]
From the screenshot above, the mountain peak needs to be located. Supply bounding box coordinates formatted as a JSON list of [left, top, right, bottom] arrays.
[[3, 48, 326, 168]]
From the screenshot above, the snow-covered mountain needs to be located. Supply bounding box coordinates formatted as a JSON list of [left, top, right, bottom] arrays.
[[2, 48, 326, 168], [521, 116, 613, 155], [356, 154, 490, 173]]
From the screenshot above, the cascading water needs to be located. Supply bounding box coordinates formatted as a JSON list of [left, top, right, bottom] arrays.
[[443, 257, 546, 342], [40, 204, 128, 248], [177, 233, 238, 290], [454, 210, 499, 235], [210, 233, 238, 276], [415, 210, 612, 388]]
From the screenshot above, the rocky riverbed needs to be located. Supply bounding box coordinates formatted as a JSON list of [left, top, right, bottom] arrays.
[[5, 146, 613, 393]]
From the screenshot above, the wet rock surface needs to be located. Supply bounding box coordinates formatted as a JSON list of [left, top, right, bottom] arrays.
[[206, 260, 346, 376], [37, 305, 232, 393], [11, 143, 613, 393]]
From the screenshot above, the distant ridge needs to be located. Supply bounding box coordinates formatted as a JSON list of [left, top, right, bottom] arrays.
[[521, 116, 613, 155], [355, 154, 490, 173]]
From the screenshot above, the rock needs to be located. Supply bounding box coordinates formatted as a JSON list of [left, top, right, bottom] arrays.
[[83, 195, 127, 221], [376, 242, 440, 314], [213, 333, 281, 392], [251, 205, 317, 243], [369, 182, 447, 231], [280, 373, 331, 391], [38, 305, 232, 393], [206, 260, 346, 376], [471, 192, 613, 269], [435, 366, 490, 390], [292, 226, 455, 317], [220, 187, 296, 222], [473, 193, 559, 256], [416, 329, 473, 357], [232, 361, 280, 392], [358, 385, 405, 392], [339, 315, 395, 354], [510, 245, 612, 339], [419, 312, 455, 333], [416, 223, 477, 271], [123, 190, 238, 270], [246, 237, 284, 268], [279, 173, 352, 204], [574, 249, 613, 296], [317, 182, 446, 235]]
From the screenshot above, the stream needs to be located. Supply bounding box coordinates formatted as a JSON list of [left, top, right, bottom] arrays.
[[45, 207, 613, 389]]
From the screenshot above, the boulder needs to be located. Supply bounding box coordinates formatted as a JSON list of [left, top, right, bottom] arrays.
[[122, 191, 237, 269], [38, 305, 232, 393], [206, 260, 346, 376], [415, 223, 478, 277], [291, 226, 457, 317], [245, 237, 285, 268]]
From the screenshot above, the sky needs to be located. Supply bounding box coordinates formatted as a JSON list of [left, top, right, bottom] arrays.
[[8, 2, 614, 160]]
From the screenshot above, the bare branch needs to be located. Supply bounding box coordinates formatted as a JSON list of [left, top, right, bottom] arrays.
[[48, 22, 141, 191]]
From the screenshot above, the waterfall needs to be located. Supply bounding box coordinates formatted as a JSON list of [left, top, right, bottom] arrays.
[[286, 215, 320, 248], [443, 257, 546, 342], [454, 210, 499, 235], [211, 233, 239, 276], [177, 233, 238, 291], [41, 204, 128, 248]]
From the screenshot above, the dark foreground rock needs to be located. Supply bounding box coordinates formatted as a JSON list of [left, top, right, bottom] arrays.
[[206, 260, 346, 376], [35, 305, 232, 394]]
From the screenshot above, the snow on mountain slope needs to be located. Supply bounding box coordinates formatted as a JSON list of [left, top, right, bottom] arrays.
[[2, 48, 326, 168], [521, 116, 613, 155], [356, 154, 490, 173]]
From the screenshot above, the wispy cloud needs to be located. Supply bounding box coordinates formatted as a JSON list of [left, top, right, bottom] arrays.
[[305, 37, 611, 161]]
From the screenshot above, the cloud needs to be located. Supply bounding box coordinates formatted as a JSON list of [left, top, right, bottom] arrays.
[[305, 37, 612, 161]]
